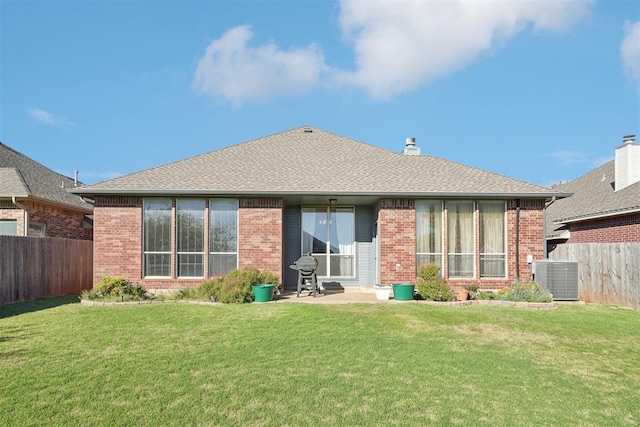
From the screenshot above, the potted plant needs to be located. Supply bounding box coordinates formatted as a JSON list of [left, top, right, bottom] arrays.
[[374, 284, 392, 300], [456, 287, 469, 301], [464, 283, 479, 300]]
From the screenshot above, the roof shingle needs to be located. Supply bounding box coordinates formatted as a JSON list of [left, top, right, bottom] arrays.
[[0, 142, 92, 211], [74, 126, 562, 198]]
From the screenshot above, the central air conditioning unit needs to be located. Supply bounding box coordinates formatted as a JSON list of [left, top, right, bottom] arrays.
[[534, 259, 579, 301], [534, 259, 580, 301]]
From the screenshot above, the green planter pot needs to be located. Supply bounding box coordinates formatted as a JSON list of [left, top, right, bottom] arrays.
[[392, 283, 415, 301], [252, 284, 275, 302]]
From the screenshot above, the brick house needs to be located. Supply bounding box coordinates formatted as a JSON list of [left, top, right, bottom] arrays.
[[1, 142, 93, 240], [72, 126, 566, 290], [545, 135, 640, 250]]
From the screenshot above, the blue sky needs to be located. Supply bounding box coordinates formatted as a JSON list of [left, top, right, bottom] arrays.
[[1, 0, 639, 187]]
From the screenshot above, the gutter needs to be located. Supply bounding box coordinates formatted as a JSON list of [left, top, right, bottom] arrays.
[[11, 196, 28, 236], [70, 188, 573, 200], [555, 206, 640, 224]]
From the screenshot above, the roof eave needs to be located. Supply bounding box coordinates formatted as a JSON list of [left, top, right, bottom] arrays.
[[6, 195, 94, 214], [554, 206, 640, 224], [70, 188, 569, 199]]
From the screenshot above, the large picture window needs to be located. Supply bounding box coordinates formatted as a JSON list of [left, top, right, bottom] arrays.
[[143, 198, 172, 277], [302, 206, 355, 278], [209, 199, 238, 277], [416, 200, 443, 272], [447, 201, 475, 278], [177, 199, 205, 277], [479, 201, 506, 278]]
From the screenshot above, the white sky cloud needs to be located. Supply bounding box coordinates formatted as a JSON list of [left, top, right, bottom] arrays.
[[193, 1, 593, 104], [337, 0, 594, 99], [193, 25, 326, 105], [26, 107, 73, 128], [621, 20, 640, 92]]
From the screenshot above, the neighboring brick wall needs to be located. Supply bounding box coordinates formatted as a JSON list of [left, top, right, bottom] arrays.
[[0, 202, 91, 240], [93, 196, 143, 285], [379, 199, 416, 285], [0, 208, 23, 234], [238, 197, 283, 282], [25, 201, 91, 240], [568, 213, 640, 243]]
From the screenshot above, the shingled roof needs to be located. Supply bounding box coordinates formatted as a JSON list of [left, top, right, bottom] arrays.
[[545, 160, 640, 238], [0, 142, 93, 212], [73, 126, 564, 199]]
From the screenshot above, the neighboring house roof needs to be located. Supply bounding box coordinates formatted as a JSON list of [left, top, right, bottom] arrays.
[[0, 167, 29, 197], [73, 126, 565, 199], [0, 142, 93, 212], [545, 160, 640, 238]]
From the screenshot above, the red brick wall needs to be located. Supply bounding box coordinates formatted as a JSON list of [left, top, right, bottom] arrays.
[[568, 213, 640, 243], [379, 199, 416, 284], [92, 196, 284, 289], [506, 199, 544, 283], [238, 198, 283, 283], [0, 202, 91, 240], [380, 198, 545, 288], [93, 196, 143, 285], [26, 201, 91, 240]]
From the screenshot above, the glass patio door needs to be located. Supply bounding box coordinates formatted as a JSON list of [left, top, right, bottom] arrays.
[[302, 207, 355, 278]]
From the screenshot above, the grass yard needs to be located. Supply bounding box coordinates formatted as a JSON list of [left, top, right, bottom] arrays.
[[1, 297, 639, 426]]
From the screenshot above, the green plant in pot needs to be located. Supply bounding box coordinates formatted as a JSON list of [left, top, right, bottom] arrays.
[[464, 283, 480, 300]]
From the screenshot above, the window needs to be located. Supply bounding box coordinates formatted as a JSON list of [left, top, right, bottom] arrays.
[[177, 199, 205, 277], [209, 199, 238, 277], [0, 220, 18, 236], [416, 200, 443, 272], [302, 206, 355, 278], [143, 198, 172, 277], [479, 201, 506, 278], [447, 201, 475, 278], [28, 222, 46, 237]]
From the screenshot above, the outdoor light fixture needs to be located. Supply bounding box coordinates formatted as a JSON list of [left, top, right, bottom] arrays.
[[329, 199, 337, 205]]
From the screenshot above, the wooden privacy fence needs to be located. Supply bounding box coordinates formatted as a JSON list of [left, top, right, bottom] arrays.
[[549, 242, 640, 310], [0, 236, 93, 305]]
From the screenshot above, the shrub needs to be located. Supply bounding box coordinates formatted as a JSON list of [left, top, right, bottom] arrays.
[[83, 276, 151, 302], [474, 290, 496, 300], [94, 275, 130, 296], [194, 267, 279, 303], [499, 281, 552, 303], [417, 263, 441, 281], [416, 264, 456, 301]]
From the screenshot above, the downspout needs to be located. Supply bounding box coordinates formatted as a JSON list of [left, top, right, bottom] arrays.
[[515, 199, 520, 282], [542, 196, 557, 258], [11, 196, 29, 236]]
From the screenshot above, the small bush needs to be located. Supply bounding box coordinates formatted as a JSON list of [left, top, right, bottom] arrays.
[[191, 267, 280, 303], [94, 275, 130, 296], [474, 290, 496, 300], [417, 263, 441, 281], [499, 281, 552, 303], [82, 276, 151, 302], [416, 264, 456, 301]]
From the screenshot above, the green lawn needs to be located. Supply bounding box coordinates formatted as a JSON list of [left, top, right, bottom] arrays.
[[1, 298, 639, 426]]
